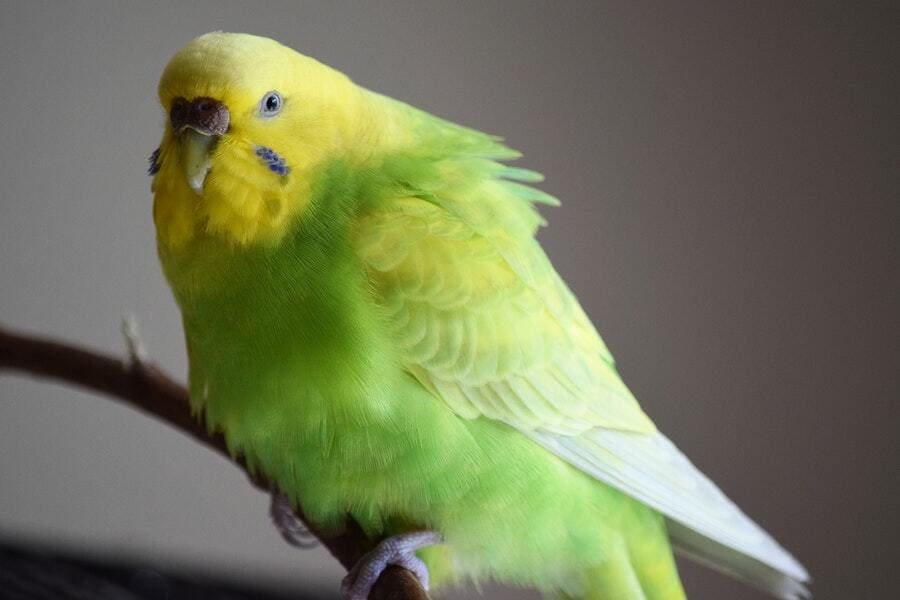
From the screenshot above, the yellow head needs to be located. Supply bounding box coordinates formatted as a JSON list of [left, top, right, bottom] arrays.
[[152, 32, 367, 248]]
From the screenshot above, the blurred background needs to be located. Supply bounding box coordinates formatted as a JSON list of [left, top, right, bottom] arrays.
[[0, 2, 896, 598]]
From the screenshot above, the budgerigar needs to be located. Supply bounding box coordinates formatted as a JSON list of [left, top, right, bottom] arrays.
[[151, 32, 809, 600]]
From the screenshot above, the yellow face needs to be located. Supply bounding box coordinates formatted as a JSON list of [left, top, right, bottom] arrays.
[[152, 32, 364, 249]]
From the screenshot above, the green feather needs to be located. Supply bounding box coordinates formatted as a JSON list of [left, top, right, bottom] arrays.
[[156, 33, 807, 600], [162, 148, 682, 597]]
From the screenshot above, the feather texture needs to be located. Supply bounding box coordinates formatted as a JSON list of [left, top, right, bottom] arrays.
[[530, 430, 810, 599], [355, 92, 809, 598], [154, 32, 808, 599]]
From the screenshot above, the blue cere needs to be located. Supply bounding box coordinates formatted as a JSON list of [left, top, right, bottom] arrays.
[[254, 146, 291, 176], [148, 148, 160, 175]]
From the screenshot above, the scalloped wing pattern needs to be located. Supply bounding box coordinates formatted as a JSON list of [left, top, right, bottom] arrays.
[[354, 164, 655, 436], [352, 143, 808, 597]]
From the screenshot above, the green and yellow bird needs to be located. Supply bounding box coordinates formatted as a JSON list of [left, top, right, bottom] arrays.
[[151, 32, 809, 600]]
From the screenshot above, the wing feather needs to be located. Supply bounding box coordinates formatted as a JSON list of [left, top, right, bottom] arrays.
[[529, 429, 810, 597], [355, 190, 654, 435], [352, 115, 807, 596]]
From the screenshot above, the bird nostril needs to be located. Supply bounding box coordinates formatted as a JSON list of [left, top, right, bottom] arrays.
[[170, 97, 228, 135], [170, 98, 188, 121]]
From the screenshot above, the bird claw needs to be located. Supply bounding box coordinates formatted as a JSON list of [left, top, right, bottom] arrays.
[[341, 530, 442, 600], [269, 492, 319, 549]]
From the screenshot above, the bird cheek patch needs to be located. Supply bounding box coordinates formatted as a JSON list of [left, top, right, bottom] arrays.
[[254, 146, 291, 176], [148, 148, 161, 176]]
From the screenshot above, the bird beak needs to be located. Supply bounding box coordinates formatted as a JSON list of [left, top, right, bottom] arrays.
[[170, 97, 230, 195]]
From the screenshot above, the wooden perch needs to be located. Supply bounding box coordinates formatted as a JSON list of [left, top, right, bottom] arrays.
[[0, 323, 428, 600]]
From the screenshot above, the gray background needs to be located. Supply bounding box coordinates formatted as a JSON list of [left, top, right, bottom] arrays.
[[0, 2, 896, 598]]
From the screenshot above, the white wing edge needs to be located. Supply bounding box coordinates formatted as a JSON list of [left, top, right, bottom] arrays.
[[528, 429, 810, 599]]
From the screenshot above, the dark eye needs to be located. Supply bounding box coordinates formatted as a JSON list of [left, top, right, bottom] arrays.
[[260, 91, 283, 116]]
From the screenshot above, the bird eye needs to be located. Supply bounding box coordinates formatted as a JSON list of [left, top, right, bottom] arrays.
[[259, 91, 283, 117]]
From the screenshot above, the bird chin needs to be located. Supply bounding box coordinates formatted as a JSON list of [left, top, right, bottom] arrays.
[[181, 129, 218, 196]]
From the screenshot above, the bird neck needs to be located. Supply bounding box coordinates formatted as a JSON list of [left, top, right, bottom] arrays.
[[161, 160, 402, 439]]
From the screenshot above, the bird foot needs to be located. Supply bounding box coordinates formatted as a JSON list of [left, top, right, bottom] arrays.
[[269, 492, 319, 548], [341, 530, 442, 600]]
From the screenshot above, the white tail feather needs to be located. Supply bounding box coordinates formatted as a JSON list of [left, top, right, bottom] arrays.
[[669, 521, 810, 599], [529, 429, 810, 598]]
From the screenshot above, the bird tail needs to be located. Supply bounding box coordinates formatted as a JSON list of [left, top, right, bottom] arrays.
[[668, 521, 811, 599]]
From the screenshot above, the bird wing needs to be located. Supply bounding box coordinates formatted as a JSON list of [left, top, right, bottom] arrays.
[[352, 125, 808, 597], [354, 157, 654, 436]]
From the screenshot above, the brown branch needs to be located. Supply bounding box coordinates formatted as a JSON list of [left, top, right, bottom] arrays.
[[0, 323, 427, 600]]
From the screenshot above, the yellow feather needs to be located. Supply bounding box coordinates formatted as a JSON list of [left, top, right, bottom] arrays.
[[152, 32, 399, 249]]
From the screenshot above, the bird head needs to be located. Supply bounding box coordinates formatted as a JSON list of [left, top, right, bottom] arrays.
[[152, 32, 366, 248]]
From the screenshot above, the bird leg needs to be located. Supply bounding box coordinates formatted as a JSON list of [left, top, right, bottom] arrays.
[[269, 492, 319, 548], [341, 530, 442, 600]]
